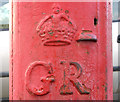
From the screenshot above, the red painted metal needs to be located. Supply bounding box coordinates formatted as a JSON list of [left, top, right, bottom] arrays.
[[10, 1, 113, 100]]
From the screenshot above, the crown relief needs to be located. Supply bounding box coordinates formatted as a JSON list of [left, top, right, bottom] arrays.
[[36, 4, 77, 46]]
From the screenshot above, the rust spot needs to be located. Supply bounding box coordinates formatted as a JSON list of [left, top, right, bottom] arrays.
[[60, 61, 64, 64], [48, 31, 54, 35], [57, 10, 60, 13], [51, 15, 54, 18], [69, 21, 72, 25], [74, 82, 90, 94], [65, 10, 69, 14], [102, 84, 105, 87], [82, 30, 92, 33], [105, 86, 107, 92], [42, 13, 46, 15], [60, 83, 73, 95], [48, 71, 51, 74], [70, 62, 82, 72], [63, 70, 66, 81], [105, 83, 107, 92], [57, 40, 60, 42], [86, 50, 89, 55], [46, 75, 55, 82], [60, 91, 73, 95], [34, 22, 38, 24], [105, 95, 107, 99], [97, 86, 99, 89], [106, 68, 107, 73]]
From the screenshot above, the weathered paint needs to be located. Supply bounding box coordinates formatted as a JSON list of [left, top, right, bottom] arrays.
[[10, 1, 113, 100]]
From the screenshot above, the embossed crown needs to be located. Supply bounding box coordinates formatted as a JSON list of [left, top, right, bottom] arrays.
[[36, 4, 77, 46]]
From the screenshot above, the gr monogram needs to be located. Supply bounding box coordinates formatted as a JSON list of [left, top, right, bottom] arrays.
[[25, 61, 90, 96]]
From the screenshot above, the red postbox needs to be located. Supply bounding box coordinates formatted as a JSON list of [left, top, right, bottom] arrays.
[[10, 0, 113, 100]]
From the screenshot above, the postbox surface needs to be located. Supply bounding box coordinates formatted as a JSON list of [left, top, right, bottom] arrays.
[[10, 1, 113, 100]]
